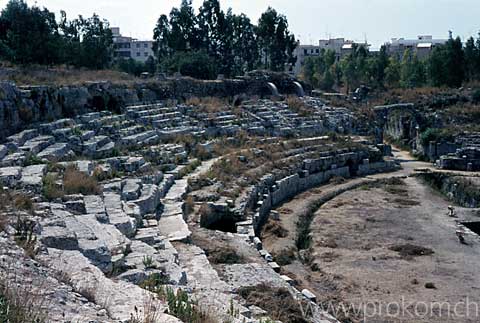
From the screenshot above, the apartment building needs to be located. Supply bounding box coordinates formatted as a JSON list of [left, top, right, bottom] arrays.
[[111, 27, 155, 63]]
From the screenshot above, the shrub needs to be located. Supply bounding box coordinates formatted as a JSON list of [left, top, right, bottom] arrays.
[[206, 246, 244, 265], [264, 220, 289, 238], [0, 280, 47, 323], [139, 273, 170, 292], [0, 214, 6, 232], [13, 194, 33, 213], [42, 174, 63, 201], [142, 255, 155, 269], [63, 166, 100, 195], [23, 155, 44, 167], [238, 284, 308, 323], [273, 248, 296, 266], [161, 50, 218, 80], [286, 96, 312, 117], [184, 195, 195, 216], [13, 217, 37, 258], [472, 89, 480, 103], [419, 128, 455, 147], [161, 287, 210, 323]]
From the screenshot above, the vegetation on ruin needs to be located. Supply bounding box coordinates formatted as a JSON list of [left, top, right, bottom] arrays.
[[176, 159, 201, 179], [42, 166, 100, 201], [238, 284, 308, 323], [13, 216, 37, 258], [198, 136, 372, 200], [205, 245, 245, 265], [138, 283, 213, 323], [0, 189, 34, 233], [286, 96, 315, 117], [63, 166, 100, 195], [0, 281, 47, 323]]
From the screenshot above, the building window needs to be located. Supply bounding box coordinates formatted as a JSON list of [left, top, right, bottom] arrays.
[[137, 52, 141, 57], [304, 49, 308, 55], [144, 43, 148, 48], [136, 43, 141, 48], [144, 52, 148, 57], [316, 49, 319, 54]]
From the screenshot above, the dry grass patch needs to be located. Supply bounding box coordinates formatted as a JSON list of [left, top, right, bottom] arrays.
[[0, 261, 49, 323], [389, 244, 434, 259], [263, 219, 289, 238], [63, 166, 100, 195], [286, 96, 313, 117], [206, 245, 245, 265], [1, 65, 137, 86], [238, 284, 308, 323], [272, 247, 296, 266], [186, 96, 229, 115]]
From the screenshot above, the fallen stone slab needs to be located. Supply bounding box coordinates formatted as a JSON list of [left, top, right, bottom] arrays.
[[0, 152, 26, 167], [84, 195, 106, 215], [37, 143, 72, 161], [39, 225, 78, 250], [158, 213, 191, 242], [0, 145, 8, 160], [132, 184, 161, 215], [0, 166, 22, 187], [104, 192, 137, 237], [122, 178, 142, 201], [20, 164, 47, 189], [45, 249, 182, 323]]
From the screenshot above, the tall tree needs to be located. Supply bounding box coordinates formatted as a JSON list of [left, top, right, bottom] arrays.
[[444, 36, 465, 87], [153, 14, 171, 60], [168, 0, 198, 51], [78, 14, 113, 69], [385, 56, 401, 88], [231, 13, 258, 74], [0, 0, 60, 64], [197, 0, 224, 57], [400, 49, 426, 88], [257, 7, 296, 71], [428, 35, 465, 87], [370, 45, 389, 88]]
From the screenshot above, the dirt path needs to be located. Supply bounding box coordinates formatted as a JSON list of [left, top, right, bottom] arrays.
[[262, 147, 480, 323]]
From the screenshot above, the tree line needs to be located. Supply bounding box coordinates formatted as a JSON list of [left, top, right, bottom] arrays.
[[303, 34, 479, 92], [0, 0, 297, 79], [152, 0, 297, 79], [0, 0, 113, 69]]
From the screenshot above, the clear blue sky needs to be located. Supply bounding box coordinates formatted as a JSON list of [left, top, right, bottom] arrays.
[[6, 0, 480, 48]]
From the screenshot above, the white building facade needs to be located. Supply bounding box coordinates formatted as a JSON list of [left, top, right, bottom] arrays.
[[292, 38, 370, 76], [111, 27, 155, 63], [386, 35, 448, 60]]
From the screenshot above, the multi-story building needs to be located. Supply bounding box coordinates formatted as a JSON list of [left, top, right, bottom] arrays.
[[291, 44, 322, 75], [292, 38, 370, 76], [111, 27, 155, 63], [386, 35, 448, 60]]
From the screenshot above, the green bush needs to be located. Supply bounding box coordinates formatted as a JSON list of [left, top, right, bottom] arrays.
[[420, 128, 455, 147], [472, 89, 480, 104], [160, 50, 218, 80]]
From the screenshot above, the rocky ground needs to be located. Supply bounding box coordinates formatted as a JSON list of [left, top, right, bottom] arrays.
[[1, 85, 479, 323], [0, 94, 375, 323]]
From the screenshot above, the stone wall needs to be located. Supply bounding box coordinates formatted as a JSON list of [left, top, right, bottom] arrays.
[[209, 147, 398, 235], [417, 172, 480, 207], [374, 103, 419, 146], [0, 73, 306, 141]]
